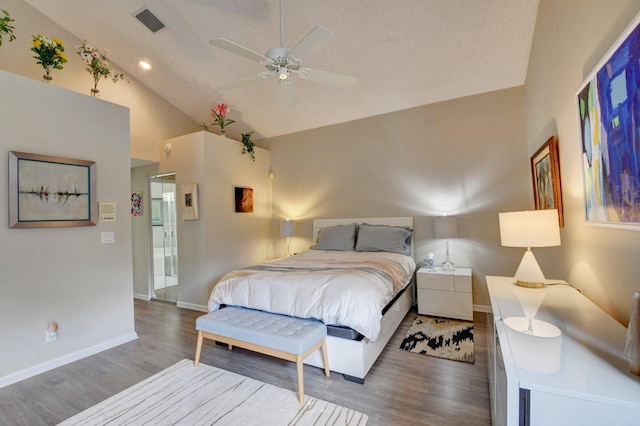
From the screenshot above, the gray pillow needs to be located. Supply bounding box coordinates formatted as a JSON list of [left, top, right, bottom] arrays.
[[310, 222, 357, 251], [355, 223, 412, 255]]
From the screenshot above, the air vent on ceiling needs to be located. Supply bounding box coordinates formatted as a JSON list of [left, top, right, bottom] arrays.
[[134, 8, 166, 33]]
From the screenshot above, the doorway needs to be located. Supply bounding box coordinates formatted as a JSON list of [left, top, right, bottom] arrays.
[[149, 173, 178, 303]]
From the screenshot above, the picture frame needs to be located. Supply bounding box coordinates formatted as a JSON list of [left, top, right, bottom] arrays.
[[576, 11, 640, 227], [530, 136, 564, 227], [131, 192, 143, 217], [181, 183, 199, 220], [235, 186, 253, 213], [9, 151, 96, 228], [151, 198, 163, 225]]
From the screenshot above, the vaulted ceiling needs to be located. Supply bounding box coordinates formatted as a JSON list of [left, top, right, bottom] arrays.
[[24, 0, 539, 141]]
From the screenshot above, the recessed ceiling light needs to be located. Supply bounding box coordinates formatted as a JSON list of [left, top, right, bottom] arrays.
[[139, 60, 152, 71]]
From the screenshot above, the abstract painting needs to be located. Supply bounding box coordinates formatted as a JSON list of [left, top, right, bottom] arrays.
[[531, 136, 564, 227], [576, 13, 640, 226], [9, 151, 96, 228]]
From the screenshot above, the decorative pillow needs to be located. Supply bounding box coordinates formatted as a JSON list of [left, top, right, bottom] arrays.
[[310, 222, 357, 251], [355, 223, 412, 255]]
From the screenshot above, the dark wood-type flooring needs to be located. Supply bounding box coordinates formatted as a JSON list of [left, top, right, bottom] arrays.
[[0, 300, 491, 425]]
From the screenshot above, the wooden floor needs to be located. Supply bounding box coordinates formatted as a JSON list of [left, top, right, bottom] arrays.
[[0, 300, 491, 425]]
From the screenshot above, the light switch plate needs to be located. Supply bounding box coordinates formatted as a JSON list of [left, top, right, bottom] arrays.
[[101, 232, 115, 244]]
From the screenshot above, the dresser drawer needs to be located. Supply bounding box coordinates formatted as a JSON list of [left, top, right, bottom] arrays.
[[417, 288, 473, 320]]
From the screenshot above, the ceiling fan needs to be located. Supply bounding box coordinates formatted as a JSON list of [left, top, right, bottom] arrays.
[[209, 0, 356, 105]]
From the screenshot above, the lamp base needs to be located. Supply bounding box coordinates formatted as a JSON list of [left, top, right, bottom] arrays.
[[516, 279, 544, 288], [442, 260, 455, 271]]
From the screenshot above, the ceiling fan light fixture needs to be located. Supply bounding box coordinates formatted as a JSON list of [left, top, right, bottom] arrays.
[[278, 67, 289, 80]]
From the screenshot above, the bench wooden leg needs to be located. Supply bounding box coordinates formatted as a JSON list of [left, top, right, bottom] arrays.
[[321, 339, 330, 377], [194, 331, 203, 367], [296, 355, 304, 404]]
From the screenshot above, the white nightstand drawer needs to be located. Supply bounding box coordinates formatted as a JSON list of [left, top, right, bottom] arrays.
[[418, 289, 473, 320], [417, 273, 453, 291], [416, 267, 473, 321]]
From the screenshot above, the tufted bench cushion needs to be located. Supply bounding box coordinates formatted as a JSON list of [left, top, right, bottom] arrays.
[[194, 306, 330, 404], [195, 307, 326, 355]]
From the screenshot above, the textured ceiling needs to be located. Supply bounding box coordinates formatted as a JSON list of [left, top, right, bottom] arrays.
[[24, 0, 539, 141]]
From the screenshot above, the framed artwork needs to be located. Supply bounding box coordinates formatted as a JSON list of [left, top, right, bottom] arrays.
[[235, 187, 253, 213], [151, 198, 163, 225], [181, 183, 199, 220], [131, 192, 143, 216], [531, 136, 564, 227], [9, 151, 96, 228], [576, 12, 640, 227]]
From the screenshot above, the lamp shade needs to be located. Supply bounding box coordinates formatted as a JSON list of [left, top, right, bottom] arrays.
[[280, 219, 295, 238], [435, 216, 458, 239], [499, 210, 560, 248]]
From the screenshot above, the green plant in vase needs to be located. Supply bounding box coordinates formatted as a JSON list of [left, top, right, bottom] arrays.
[[31, 35, 68, 83], [76, 40, 127, 96], [0, 9, 16, 46], [241, 131, 256, 161]]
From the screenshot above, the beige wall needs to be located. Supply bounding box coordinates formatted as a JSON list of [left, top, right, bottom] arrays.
[[524, 0, 640, 324], [0, 0, 199, 162], [0, 71, 135, 386], [263, 87, 531, 308], [131, 132, 273, 310]]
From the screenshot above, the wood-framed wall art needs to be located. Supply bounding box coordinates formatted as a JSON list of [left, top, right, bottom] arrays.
[[576, 11, 640, 227], [9, 151, 97, 228], [181, 183, 199, 220], [531, 136, 564, 227]]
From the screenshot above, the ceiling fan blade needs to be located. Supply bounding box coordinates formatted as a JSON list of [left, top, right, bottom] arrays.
[[280, 80, 299, 107], [301, 68, 357, 88], [288, 26, 335, 62], [216, 73, 269, 90], [209, 38, 268, 63]]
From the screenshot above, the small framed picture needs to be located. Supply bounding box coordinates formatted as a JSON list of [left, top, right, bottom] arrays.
[[181, 183, 199, 220], [530, 136, 564, 227], [235, 187, 253, 213]]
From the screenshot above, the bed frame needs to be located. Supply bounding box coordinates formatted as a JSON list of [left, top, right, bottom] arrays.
[[303, 217, 415, 383]]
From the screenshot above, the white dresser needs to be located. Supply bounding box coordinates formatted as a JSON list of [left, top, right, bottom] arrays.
[[486, 275, 640, 426], [417, 267, 472, 320]]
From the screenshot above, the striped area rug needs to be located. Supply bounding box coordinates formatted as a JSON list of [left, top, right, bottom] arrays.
[[58, 359, 368, 425]]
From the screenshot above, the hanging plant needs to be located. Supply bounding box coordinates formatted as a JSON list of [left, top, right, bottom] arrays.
[[241, 132, 256, 161], [0, 9, 16, 46]]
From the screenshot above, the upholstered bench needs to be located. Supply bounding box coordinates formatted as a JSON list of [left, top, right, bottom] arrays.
[[194, 307, 330, 404]]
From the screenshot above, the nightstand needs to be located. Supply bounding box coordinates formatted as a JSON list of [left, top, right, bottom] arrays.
[[416, 266, 473, 320]]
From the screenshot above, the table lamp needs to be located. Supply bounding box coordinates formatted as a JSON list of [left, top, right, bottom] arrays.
[[280, 218, 295, 257], [435, 216, 458, 271], [499, 210, 560, 288]]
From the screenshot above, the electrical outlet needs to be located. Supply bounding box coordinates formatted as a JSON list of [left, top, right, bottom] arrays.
[[46, 330, 57, 343]]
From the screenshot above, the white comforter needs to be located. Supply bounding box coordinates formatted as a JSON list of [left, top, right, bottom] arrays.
[[207, 250, 416, 341]]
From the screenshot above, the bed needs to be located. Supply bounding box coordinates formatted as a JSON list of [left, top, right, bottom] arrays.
[[207, 217, 416, 383]]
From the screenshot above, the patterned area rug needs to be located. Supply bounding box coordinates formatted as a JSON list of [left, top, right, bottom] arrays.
[[58, 359, 368, 425], [400, 315, 474, 364]]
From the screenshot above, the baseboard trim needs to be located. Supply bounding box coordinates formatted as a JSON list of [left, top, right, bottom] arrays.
[[0, 332, 138, 389], [176, 301, 208, 312], [134, 293, 151, 301]]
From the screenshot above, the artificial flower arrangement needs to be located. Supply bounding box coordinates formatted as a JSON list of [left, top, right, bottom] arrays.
[[76, 40, 127, 96], [31, 34, 68, 82], [0, 9, 16, 46], [241, 132, 256, 161], [210, 103, 235, 134]]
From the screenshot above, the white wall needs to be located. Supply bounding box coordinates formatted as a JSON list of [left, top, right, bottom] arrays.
[[131, 132, 273, 309], [263, 87, 531, 308], [0, 71, 136, 386], [0, 0, 199, 162], [524, 0, 640, 324]]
